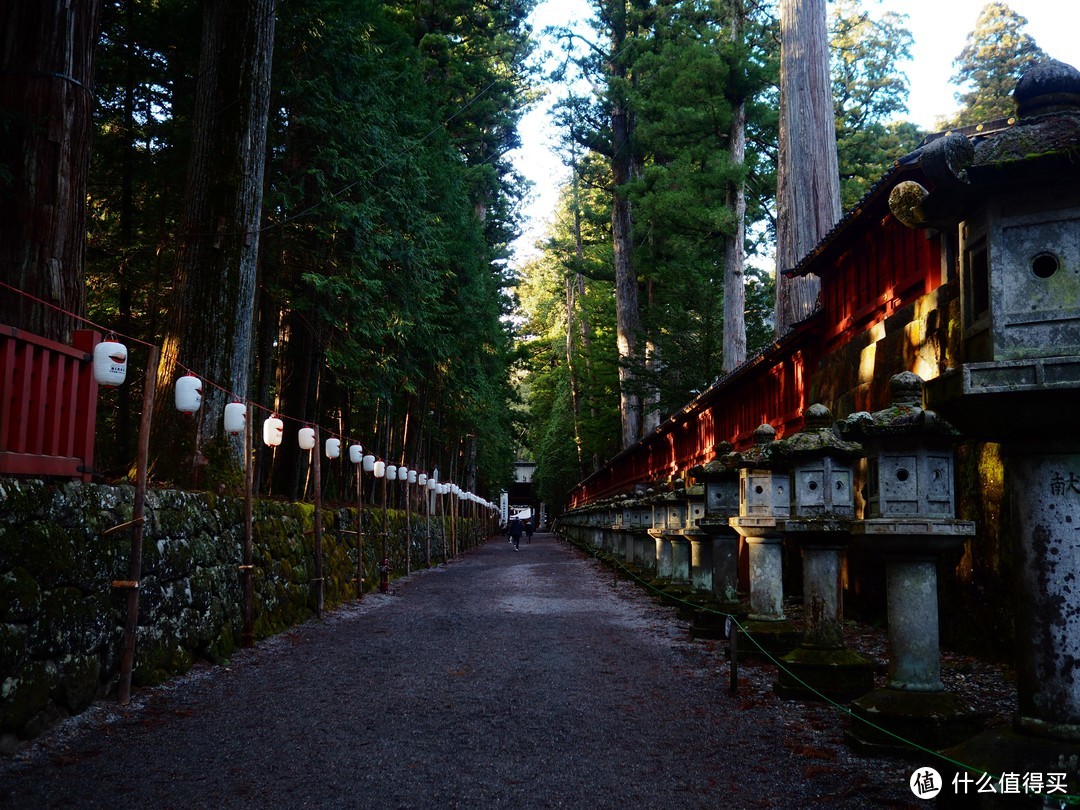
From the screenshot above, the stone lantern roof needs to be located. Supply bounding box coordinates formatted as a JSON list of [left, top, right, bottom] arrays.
[[768, 404, 861, 462], [688, 442, 735, 479], [721, 424, 782, 469], [837, 373, 962, 444]]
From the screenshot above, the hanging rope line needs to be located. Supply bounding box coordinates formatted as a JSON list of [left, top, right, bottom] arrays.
[[0, 277, 495, 511]]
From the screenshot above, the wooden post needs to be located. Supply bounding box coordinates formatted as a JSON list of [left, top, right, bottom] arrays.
[[404, 475, 411, 576], [356, 461, 364, 600], [424, 484, 431, 568], [242, 403, 254, 647], [118, 344, 159, 705], [312, 426, 323, 618]]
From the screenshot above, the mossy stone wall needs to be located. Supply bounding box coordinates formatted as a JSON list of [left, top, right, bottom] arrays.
[[0, 478, 485, 751]]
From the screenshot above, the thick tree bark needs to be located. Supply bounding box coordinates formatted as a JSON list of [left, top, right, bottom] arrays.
[[153, 0, 275, 482], [774, 0, 841, 335], [722, 0, 748, 373], [0, 0, 102, 341], [608, 4, 642, 450]]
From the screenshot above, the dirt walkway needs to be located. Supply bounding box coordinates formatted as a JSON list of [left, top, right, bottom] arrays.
[[0, 533, 921, 808]]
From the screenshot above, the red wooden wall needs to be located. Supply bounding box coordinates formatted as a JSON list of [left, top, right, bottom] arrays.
[[0, 326, 99, 481], [567, 165, 947, 509]]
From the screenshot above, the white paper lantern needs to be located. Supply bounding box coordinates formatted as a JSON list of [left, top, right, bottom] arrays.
[[386, 465, 397, 481], [298, 427, 316, 450], [427, 478, 436, 490], [325, 438, 341, 459], [363, 454, 375, 472], [263, 416, 283, 447], [408, 470, 418, 484], [374, 460, 386, 478], [174, 375, 203, 413], [349, 444, 363, 464], [418, 474, 427, 486], [398, 466, 409, 481], [93, 340, 128, 387], [224, 402, 246, 434]]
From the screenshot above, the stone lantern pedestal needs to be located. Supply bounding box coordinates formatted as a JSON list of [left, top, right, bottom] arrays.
[[628, 495, 657, 577], [768, 404, 875, 701], [650, 488, 694, 604], [727, 425, 800, 658], [839, 373, 979, 755], [688, 452, 746, 638], [909, 59, 1080, 793]]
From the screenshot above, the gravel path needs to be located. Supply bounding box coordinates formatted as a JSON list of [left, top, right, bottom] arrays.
[[0, 533, 923, 808]]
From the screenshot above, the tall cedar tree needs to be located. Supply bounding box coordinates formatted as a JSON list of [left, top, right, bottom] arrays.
[[0, 1, 102, 341], [774, 0, 841, 335], [151, 0, 276, 486], [946, 2, 1046, 128]]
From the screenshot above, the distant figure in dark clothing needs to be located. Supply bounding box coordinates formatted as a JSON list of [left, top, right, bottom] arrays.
[[524, 521, 534, 543], [508, 517, 523, 550]]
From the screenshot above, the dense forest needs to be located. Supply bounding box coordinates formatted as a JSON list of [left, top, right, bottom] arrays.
[[0, 1, 1049, 511]]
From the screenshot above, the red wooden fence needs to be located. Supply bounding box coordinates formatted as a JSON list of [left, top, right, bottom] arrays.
[[0, 326, 99, 481]]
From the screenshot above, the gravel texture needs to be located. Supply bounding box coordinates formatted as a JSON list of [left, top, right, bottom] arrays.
[[1, 532, 998, 808]]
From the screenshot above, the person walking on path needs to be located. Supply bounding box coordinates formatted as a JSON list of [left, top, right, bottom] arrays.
[[524, 521, 534, 543], [507, 516, 523, 550]]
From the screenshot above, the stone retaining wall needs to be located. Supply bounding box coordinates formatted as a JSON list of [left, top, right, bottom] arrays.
[[0, 478, 481, 751]]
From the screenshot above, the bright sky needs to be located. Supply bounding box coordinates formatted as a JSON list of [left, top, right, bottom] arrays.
[[508, 0, 1080, 265]]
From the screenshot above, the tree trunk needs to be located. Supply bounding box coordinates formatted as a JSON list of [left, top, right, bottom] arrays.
[[723, 1, 748, 373], [608, 4, 642, 449], [774, 0, 841, 335], [153, 0, 275, 483], [0, 0, 102, 341]]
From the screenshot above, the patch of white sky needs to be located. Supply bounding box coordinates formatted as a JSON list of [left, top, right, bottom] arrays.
[[508, 0, 1080, 268]]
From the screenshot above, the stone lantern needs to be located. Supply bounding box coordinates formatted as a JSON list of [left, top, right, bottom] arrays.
[[768, 404, 874, 701], [688, 446, 743, 636], [919, 59, 1080, 784], [838, 372, 978, 754], [648, 484, 692, 599], [628, 490, 658, 576], [726, 424, 799, 656], [679, 484, 711, 601]]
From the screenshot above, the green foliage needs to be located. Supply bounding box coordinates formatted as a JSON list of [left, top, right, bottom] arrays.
[[946, 2, 1046, 128], [830, 0, 925, 209], [85, 0, 532, 500]]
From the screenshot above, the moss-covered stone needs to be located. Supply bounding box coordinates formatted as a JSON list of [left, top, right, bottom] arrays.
[[133, 632, 194, 687], [56, 654, 101, 713], [0, 477, 466, 742], [0, 568, 42, 623], [0, 622, 28, 675], [3, 522, 79, 588], [29, 587, 111, 659], [0, 479, 53, 524], [1, 659, 57, 732]]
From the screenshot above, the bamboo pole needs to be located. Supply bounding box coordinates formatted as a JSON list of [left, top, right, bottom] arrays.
[[242, 403, 254, 647], [424, 482, 431, 568], [118, 344, 159, 705], [404, 475, 411, 576], [312, 426, 324, 618], [356, 459, 364, 600], [379, 469, 389, 592]]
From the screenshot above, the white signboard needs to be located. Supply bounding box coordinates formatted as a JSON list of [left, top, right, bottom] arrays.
[[500, 491, 509, 525]]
